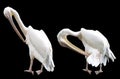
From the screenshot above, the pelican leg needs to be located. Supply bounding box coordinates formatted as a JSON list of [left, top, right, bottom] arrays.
[[24, 56, 34, 75], [36, 64, 43, 75], [95, 64, 103, 75], [83, 62, 92, 74]]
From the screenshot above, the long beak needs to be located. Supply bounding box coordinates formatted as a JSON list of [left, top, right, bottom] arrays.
[[4, 7, 25, 43], [63, 36, 89, 57], [8, 15, 25, 43]]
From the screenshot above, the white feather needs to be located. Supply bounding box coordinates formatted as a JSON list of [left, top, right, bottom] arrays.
[[57, 28, 116, 68], [4, 6, 55, 74], [26, 26, 55, 71], [80, 28, 116, 67]]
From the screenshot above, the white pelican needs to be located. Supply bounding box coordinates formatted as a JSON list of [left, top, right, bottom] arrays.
[[3, 7, 55, 75], [57, 28, 116, 75]]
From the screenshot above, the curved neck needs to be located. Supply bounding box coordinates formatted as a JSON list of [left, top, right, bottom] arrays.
[[66, 29, 80, 37], [4, 7, 28, 43], [11, 8, 27, 36], [57, 28, 89, 56]]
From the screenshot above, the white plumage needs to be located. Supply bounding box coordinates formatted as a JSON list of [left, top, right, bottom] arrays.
[[80, 28, 116, 67], [57, 28, 116, 75], [4, 7, 55, 75], [26, 26, 54, 72]]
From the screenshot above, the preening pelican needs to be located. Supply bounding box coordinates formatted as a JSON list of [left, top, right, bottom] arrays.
[[57, 28, 116, 75], [4, 7, 55, 75]]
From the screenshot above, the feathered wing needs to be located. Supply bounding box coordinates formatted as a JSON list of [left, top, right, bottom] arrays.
[[26, 26, 55, 72], [96, 30, 116, 65], [80, 28, 116, 67], [80, 28, 104, 67]]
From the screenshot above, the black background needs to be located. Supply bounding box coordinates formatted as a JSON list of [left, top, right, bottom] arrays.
[[0, 0, 119, 79]]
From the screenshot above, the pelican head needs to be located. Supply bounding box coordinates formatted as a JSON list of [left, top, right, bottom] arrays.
[[4, 7, 27, 43], [57, 28, 89, 56], [4, 7, 12, 19]]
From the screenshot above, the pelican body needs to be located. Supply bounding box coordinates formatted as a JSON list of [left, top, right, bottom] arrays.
[[57, 28, 116, 75], [4, 7, 55, 75]]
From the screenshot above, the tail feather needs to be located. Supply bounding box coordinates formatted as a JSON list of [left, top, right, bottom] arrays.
[[43, 55, 55, 72], [106, 48, 116, 62]]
